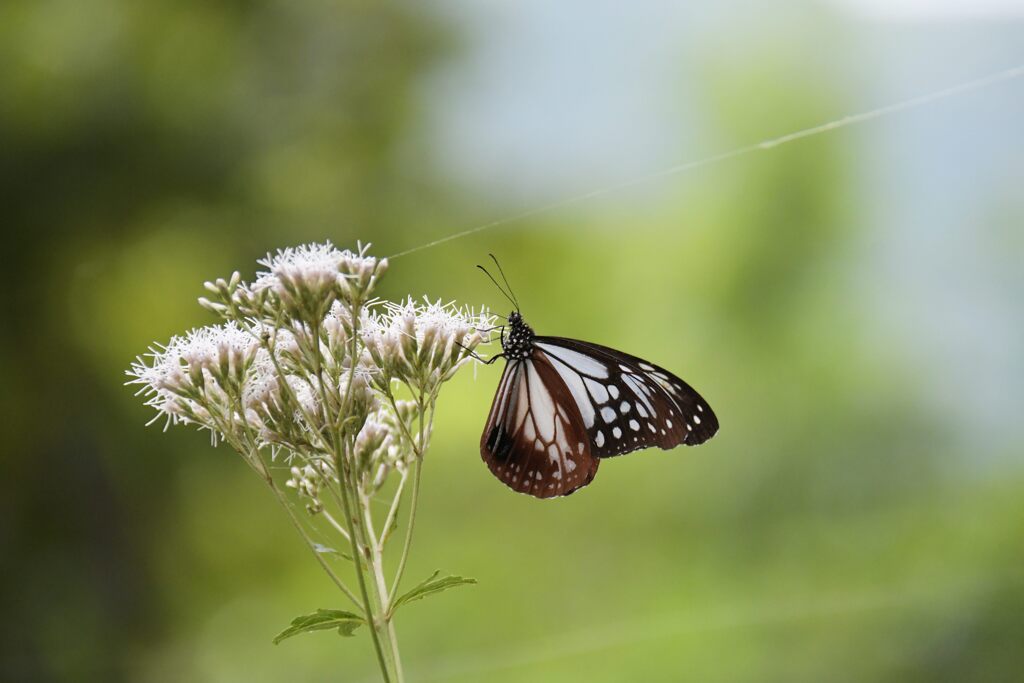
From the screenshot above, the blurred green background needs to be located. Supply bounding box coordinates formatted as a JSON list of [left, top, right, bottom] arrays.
[[3, 1, 1023, 681]]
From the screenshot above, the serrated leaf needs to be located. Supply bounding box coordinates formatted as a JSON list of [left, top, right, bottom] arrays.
[[273, 609, 364, 645], [392, 570, 477, 612]]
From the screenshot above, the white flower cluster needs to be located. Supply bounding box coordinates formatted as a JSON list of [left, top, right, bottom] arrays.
[[127, 242, 495, 496], [127, 322, 259, 435], [199, 241, 387, 325], [362, 298, 490, 394], [252, 242, 386, 319]]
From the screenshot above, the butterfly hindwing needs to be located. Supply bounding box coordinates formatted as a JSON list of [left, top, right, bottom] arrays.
[[535, 337, 718, 458], [480, 355, 599, 498]]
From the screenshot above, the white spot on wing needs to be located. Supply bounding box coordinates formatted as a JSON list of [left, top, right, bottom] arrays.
[[601, 406, 616, 423], [544, 351, 596, 428], [514, 369, 530, 429], [584, 378, 610, 404], [537, 343, 609, 378], [491, 365, 517, 429], [526, 362, 556, 441], [629, 419, 640, 431]]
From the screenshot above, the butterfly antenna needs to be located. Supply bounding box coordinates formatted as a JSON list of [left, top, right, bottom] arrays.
[[488, 254, 520, 311], [476, 264, 518, 310]]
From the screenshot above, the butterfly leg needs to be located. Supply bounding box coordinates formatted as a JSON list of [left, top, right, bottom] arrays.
[[455, 341, 505, 365]]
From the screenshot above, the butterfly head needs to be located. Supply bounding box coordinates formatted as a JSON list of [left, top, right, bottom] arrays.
[[503, 311, 534, 360]]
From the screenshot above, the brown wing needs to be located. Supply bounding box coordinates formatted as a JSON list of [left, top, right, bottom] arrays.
[[480, 355, 599, 499]]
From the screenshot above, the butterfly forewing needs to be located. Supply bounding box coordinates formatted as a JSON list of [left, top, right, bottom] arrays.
[[535, 337, 718, 458], [480, 356, 599, 498]]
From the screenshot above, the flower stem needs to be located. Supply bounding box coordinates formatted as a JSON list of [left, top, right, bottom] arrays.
[[388, 454, 423, 606], [380, 469, 408, 547], [334, 447, 393, 683], [359, 490, 406, 683], [386, 618, 405, 683]]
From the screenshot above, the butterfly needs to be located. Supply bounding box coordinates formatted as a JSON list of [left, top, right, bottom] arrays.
[[476, 257, 719, 499]]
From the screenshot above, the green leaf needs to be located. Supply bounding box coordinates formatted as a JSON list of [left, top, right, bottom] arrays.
[[273, 609, 364, 645], [392, 570, 477, 612]]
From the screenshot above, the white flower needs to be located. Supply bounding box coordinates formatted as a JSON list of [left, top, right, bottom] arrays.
[[254, 242, 345, 295], [244, 241, 387, 320], [354, 412, 393, 463], [286, 464, 324, 514], [351, 407, 412, 491], [362, 298, 495, 391], [241, 350, 280, 411], [241, 347, 326, 444], [337, 243, 388, 303], [126, 322, 258, 430], [286, 375, 320, 419]]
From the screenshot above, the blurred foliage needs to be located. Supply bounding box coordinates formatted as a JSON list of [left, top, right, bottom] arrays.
[[2, 1, 1022, 682]]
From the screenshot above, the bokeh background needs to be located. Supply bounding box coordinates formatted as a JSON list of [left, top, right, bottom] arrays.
[[3, 0, 1023, 681]]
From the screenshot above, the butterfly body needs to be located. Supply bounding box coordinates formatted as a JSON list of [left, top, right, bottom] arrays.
[[501, 311, 536, 360], [481, 310, 719, 499]]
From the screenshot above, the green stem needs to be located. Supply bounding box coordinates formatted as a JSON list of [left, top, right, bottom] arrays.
[[377, 391, 426, 590], [334, 446, 393, 683], [359, 489, 405, 683], [319, 509, 352, 544], [388, 451, 423, 605], [387, 395, 435, 607], [379, 469, 408, 547], [386, 616, 405, 683]]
